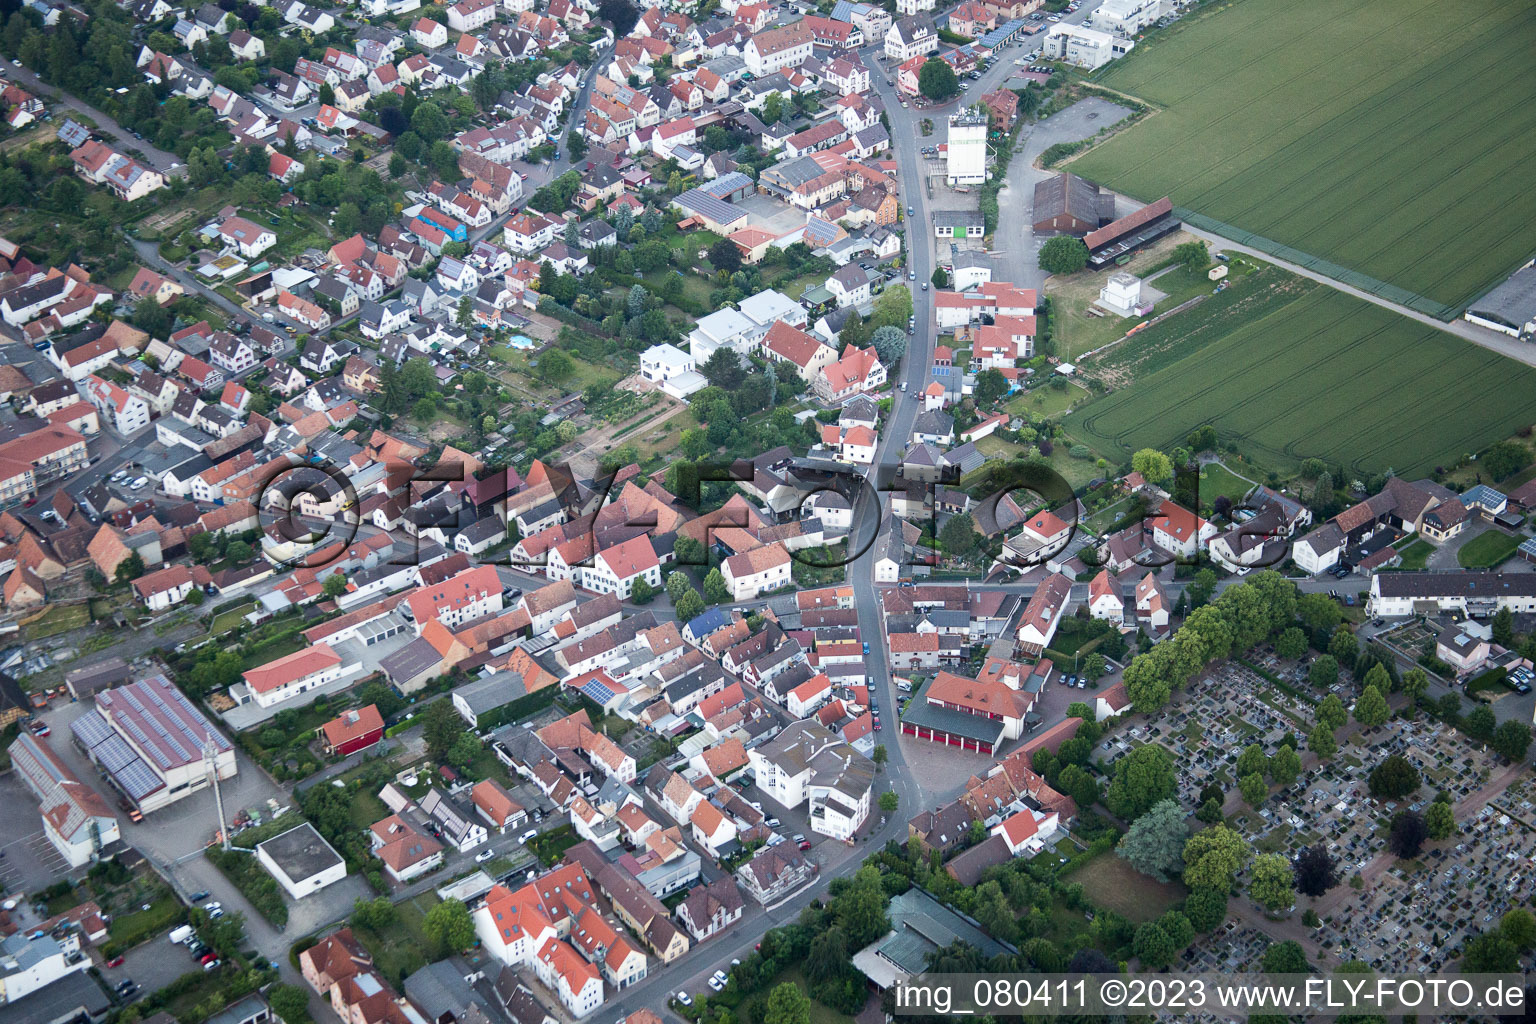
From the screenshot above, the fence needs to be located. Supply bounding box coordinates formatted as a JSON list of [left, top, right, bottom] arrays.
[[1176, 209, 1460, 321]]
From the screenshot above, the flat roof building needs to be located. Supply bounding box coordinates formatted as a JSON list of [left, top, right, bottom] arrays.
[[255, 822, 348, 900]]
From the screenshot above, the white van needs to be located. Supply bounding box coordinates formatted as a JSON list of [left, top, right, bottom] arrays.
[[896, 680, 912, 692], [130, 477, 148, 490]]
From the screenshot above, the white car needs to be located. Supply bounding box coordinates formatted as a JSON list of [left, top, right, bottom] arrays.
[[676, 993, 692, 1007], [709, 978, 725, 992], [475, 849, 496, 863], [518, 829, 538, 844]]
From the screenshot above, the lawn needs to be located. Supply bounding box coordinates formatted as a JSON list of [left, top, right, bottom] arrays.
[[1196, 462, 1254, 510], [351, 892, 438, 987], [1397, 538, 1433, 570], [1069, 0, 1536, 315], [206, 602, 255, 637], [23, 604, 91, 640], [1063, 269, 1536, 479], [1062, 851, 1186, 924], [1457, 529, 1523, 569], [1007, 381, 1083, 420]]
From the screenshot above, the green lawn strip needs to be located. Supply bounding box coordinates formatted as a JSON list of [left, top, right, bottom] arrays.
[[1457, 530, 1523, 569]]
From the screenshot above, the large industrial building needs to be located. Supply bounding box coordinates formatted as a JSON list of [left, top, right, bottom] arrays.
[[69, 674, 238, 816]]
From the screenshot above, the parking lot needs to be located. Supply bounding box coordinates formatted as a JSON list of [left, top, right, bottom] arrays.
[[0, 771, 73, 892]]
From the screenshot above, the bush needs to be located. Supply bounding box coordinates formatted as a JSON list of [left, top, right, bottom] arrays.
[[205, 847, 288, 927]]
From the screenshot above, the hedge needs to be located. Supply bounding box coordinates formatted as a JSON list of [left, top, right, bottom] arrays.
[[205, 847, 288, 928], [473, 684, 561, 732]]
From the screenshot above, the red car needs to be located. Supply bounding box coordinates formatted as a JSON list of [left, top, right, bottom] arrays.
[[200, 952, 217, 964], [104, 956, 124, 968]]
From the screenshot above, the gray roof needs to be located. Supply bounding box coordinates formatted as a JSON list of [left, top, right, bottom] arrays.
[[254, 822, 343, 881], [452, 672, 527, 717], [404, 960, 483, 1023], [1468, 264, 1536, 331], [1374, 572, 1536, 599], [673, 187, 748, 228], [933, 209, 985, 228]]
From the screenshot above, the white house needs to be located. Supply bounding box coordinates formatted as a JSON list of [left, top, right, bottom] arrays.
[[747, 720, 873, 841], [218, 216, 277, 258], [239, 642, 358, 709], [721, 544, 792, 601], [1086, 570, 1123, 625]]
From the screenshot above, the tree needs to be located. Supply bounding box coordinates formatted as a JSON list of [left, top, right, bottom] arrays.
[[1269, 745, 1302, 787], [675, 589, 705, 622], [1184, 888, 1228, 932], [1261, 939, 1310, 974], [1401, 667, 1429, 708], [973, 368, 1008, 408], [1115, 799, 1188, 882], [878, 790, 899, 813], [1235, 743, 1267, 779], [1275, 627, 1308, 660], [352, 896, 397, 932], [1329, 626, 1358, 669], [1239, 772, 1268, 808], [1249, 853, 1295, 913], [1038, 235, 1090, 275], [115, 552, 145, 583], [1173, 240, 1210, 272], [703, 568, 730, 603], [763, 981, 812, 1024], [1132, 920, 1175, 968], [870, 324, 908, 366], [708, 237, 742, 274], [1083, 652, 1107, 682], [423, 899, 475, 953], [268, 985, 312, 1024], [410, 101, 448, 142], [456, 295, 474, 330], [939, 512, 979, 555], [1387, 810, 1427, 858], [1462, 932, 1519, 972], [1424, 800, 1456, 841], [1105, 743, 1177, 820], [420, 700, 465, 763], [1368, 754, 1420, 799], [1317, 692, 1348, 731], [917, 57, 959, 100], [1500, 909, 1536, 951], [1492, 606, 1515, 647], [1480, 439, 1530, 481], [630, 578, 654, 604], [1308, 722, 1337, 759], [1298, 592, 1344, 631], [1492, 719, 1532, 762], [1464, 703, 1497, 742], [1182, 825, 1250, 894], [1131, 448, 1175, 485], [322, 573, 347, 599], [665, 572, 692, 604], [539, 348, 574, 384], [1293, 844, 1340, 898], [1352, 683, 1389, 729], [872, 745, 887, 768], [931, 266, 949, 288], [701, 348, 745, 390]]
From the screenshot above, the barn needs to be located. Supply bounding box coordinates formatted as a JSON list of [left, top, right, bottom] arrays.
[[1031, 172, 1115, 236]]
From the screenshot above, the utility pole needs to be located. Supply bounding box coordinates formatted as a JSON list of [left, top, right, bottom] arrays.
[[207, 733, 229, 851]]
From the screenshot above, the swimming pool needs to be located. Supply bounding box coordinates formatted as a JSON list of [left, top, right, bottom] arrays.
[[507, 334, 535, 350]]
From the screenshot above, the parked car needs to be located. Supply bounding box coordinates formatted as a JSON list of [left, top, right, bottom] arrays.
[[709, 978, 725, 992], [105, 956, 125, 968], [475, 849, 496, 863], [766, 817, 781, 828], [202, 959, 221, 972], [798, 838, 812, 851], [676, 993, 693, 1007], [518, 829, 538, 844], [188, 891, 210, 902]]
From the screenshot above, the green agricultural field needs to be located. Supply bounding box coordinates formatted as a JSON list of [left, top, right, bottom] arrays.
[[1065, 270, 1536, 479], [1070, 0, 1536, 313]]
